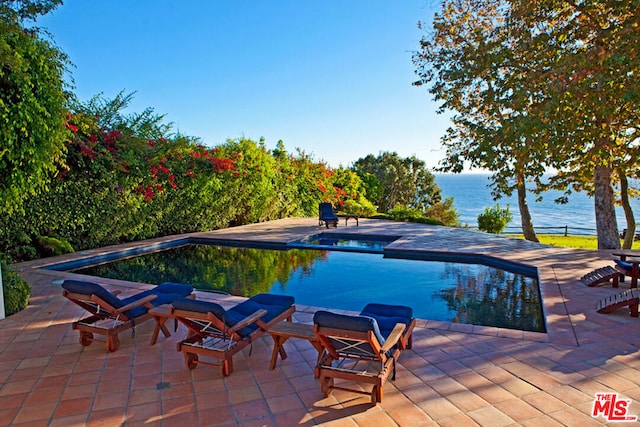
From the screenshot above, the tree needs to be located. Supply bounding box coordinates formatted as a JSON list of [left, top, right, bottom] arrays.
[[413, 0, 556, 243], [0, 0, 68, 214], [514, 0, 640, 249], [414, 0, 640, 249], [352, 152, 442, 213]]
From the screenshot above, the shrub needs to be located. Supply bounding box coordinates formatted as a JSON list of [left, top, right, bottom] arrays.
[[425, 197, 460, 227], [1, 260, 31, 316], [478, 204, 513, 234], [37, 235, 75, 256], [339, 199, 377, 216], [388, 206, 424, 221]]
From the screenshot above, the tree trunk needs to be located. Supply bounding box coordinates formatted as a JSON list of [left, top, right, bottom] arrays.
[[594, 164, 620, 249], [516, 173, 539, 242], [618, 168, 636, 250]]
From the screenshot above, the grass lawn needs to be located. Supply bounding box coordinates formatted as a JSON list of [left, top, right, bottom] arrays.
[[507, 234, 640, 250]]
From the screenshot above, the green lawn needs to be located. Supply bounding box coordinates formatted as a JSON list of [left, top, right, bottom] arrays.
[[506, 234, 640, 250]]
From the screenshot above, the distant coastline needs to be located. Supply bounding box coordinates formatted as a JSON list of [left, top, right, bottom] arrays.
[[435, 173, 632, 235]]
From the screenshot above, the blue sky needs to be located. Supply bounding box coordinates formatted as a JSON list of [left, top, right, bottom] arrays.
[[38, 0, 447, 168]]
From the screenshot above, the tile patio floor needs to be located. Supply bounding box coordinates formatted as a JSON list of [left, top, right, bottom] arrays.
[[1, 218, 639, 426]]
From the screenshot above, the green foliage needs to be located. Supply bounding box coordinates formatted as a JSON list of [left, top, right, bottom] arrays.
[[352, 152, 442, 213], [388, 206, 424, 221], [36, 235, 74, 256], [339, 199, 376, 216], [508, 234, 640, 251], [478, 204, 513, 234], [0, 2, 69, 214], [0, 1, 63, 22], [426, 197, 460, 227], [0, 92, 381, 260], [1, 259, 31, 315], [414, 0, 640, 248]]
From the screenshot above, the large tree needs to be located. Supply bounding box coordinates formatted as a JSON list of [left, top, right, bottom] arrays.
[[414, 0, 548, 242], [0, 0, 68, 214], [414, 0, 640, 249], [352, 151, 441, 213]]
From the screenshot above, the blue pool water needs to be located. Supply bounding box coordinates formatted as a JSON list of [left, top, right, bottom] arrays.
[[289, 233, 399, 252], [68, 243, 545, 332]]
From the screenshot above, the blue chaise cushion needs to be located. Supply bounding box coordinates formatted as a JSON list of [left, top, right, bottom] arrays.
[[171, 297, 227, 319], [62, 279, 193, 319], [129, 282, 194, 307], [360, 303, 413, 339], [313, 310, 386, 349], [230, 293, 295, 324], [62, 279, 124, 309], [614, 259, 634, 272], [172, 293, 294, 338]]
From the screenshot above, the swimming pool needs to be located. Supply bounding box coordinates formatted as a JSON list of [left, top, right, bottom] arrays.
[[65, 243, 545, 333], [289, 232, 399, 252]]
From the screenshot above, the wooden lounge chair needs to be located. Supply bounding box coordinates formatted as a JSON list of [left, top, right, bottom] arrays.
[[597, 289, 639, 317], [61, 279, 194, 352], [318, 202, 339, 228], [580, 266, 620, 287], [313, 303, 415, 404], [170, 294, 295, 376], [614, 255, 640, 289]]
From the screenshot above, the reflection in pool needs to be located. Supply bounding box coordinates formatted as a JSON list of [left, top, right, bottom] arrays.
[[68, 244, 545, 332]]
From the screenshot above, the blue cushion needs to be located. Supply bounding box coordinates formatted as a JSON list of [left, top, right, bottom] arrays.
[[156, 282, 194, 296], [231, 293, 294, 324], [615, 259, 633, 271], [171, 298, 226, 320], [62, 280, 193, 320], [61, 279, 123, 308], [360, 303, 412, 339], [313, 310, 385, 345]]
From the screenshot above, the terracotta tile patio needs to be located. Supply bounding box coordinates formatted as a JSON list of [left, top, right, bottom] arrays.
[[2, 218, 639, 426]]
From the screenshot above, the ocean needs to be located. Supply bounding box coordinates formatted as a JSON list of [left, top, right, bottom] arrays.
[[435, 174, 636, 235]]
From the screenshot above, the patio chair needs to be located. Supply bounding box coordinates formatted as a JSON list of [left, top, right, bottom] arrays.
[[318, 202, 339, 228], [312, 303, 415, 404], [61, 279, 194, 352], [170, 293, 295, 376], [614, 257, 640, 288]]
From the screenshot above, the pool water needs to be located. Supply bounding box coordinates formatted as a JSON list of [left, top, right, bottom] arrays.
[[70, 244, 545, 332], [289, 233, 399, 252]]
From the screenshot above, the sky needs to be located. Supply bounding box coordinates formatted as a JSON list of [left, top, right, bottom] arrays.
[[37, 0, 448, 169]]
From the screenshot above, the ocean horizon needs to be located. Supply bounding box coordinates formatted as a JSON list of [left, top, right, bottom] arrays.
[[435, 173, 635, 235]]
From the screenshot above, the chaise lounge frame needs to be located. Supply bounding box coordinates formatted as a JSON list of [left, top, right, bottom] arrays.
[[171, 299, 295, 376], [313, 309, 414, 404]]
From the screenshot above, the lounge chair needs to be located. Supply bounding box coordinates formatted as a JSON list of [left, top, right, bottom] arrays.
[[170, 293, 295, 376], [61, 279, 194, 352], [614, 257, 640, 289], [318, 202, 339, 228], [313, 303, 416, 404], [597, 289, 639, 317], [581, 266, 620, 287]]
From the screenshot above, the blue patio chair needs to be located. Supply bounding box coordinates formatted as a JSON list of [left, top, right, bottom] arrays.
[[313, 303, 415, 404], [319, 202, 339, 228], [170, 293, 295, 376], [61, 279, 194, 352]]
